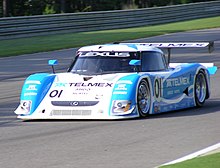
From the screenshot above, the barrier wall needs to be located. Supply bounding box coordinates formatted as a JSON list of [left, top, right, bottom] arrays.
[[0, 1, 220, 40]]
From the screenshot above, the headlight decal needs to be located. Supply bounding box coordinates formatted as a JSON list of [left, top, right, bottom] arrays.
[[112, 100, 131, 114], [17, 100, 32, 115]]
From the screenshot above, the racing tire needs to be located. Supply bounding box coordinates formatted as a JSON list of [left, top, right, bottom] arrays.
[[194, 70, 207, 107], [137, 79, 151, 117]]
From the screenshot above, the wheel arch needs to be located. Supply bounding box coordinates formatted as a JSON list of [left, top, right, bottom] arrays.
[[196, 68, 210, 99], [136, 76, 154, 117], [194, 68, 210, 107]]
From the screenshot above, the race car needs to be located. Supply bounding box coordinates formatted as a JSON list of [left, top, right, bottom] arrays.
[[14, 42, 217, 120]]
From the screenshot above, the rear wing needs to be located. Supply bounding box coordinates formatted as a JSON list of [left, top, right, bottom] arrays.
[[121, 42, 214, 63]]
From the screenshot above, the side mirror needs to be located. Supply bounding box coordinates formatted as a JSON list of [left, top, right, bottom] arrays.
[[129, 60, 141, 72], [48, 60, 58, 73], [129, 60, 141, 66]]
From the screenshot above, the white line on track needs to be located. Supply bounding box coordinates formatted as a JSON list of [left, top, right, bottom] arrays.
[[160, 142, 220, 166]]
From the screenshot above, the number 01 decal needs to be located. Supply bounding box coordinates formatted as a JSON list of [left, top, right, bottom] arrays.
[[154, 77, 162, 102], [50, 90, 63, 98]]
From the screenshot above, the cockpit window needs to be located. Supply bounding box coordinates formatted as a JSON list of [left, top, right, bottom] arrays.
[[70, 52, 140, 75], [141, 51, 167, 71]]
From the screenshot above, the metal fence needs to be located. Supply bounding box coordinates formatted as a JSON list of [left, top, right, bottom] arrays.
[[0, 1, 220, 40]]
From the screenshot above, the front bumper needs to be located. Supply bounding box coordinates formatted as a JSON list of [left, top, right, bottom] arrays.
[[15, 104, 139, 120]]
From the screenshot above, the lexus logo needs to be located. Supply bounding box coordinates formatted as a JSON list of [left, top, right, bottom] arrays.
[[70, 101, 79, 106]]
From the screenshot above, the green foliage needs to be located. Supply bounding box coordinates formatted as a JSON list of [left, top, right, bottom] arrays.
[[43, 4, 56, 14]]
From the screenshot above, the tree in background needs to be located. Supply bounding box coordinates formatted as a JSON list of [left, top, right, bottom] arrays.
[[63, 0, 123, 12], [0, 0, 8, 17], [0, 0, 217, 17]]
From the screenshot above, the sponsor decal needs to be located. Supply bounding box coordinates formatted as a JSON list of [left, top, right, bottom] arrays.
[[113, 80, 132, 95], [69, 82, 113, 87], [166, 89, 181, 96], [167, 90, 174, 95], [115, 84, 127, 91], [139, 43, 208, 48], [24, 92, 37, 96], [113, 91, 127, 95], [116, 80, 133, 84], [54, 82, 113, 87], [25, 80, 41, 84], [26, 85, 37, 91], [73, 92, 88, 95], [76, 88, 91, 91], [54, 82, 67, 87], [166, 77, 190, 87], [73, 88, 92, 95]]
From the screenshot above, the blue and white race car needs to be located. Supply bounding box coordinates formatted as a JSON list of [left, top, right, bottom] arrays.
[[15, 42, 217, 120]]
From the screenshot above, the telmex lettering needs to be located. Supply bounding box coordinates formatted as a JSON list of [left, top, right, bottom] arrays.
[[69, 82, 113, 87], [166, 43, 206, 47], [54, 82, 113, 87], [139, 43, 207, 47], [166, 77, 190, 87]]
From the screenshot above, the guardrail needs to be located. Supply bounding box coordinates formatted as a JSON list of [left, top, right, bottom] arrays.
[[0, 1, 220, 40]]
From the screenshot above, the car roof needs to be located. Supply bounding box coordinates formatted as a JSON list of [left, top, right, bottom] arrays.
[[78, 44, 163, 54]]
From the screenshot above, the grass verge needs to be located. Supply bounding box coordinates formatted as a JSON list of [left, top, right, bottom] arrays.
[[159, 152, 220, 168], [0, 16, 220, 57]]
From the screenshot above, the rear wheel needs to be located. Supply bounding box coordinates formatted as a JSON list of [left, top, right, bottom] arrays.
[[137, 80, 151, 117], [194, 71, 207, 107]]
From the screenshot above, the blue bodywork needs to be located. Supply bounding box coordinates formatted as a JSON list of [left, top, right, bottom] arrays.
[[20, 73, 56, 115], [109, 62, 214, 116]]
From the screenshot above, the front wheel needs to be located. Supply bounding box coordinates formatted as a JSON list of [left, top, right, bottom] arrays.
[[194, 70, 207, 107], [137, 80, 151, 117]]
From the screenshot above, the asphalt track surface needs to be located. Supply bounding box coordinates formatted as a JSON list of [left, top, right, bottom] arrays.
[[0, 28, 220, 168]]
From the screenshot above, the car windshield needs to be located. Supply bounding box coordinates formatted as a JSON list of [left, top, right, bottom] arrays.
[[70, 52, 140, 75]]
